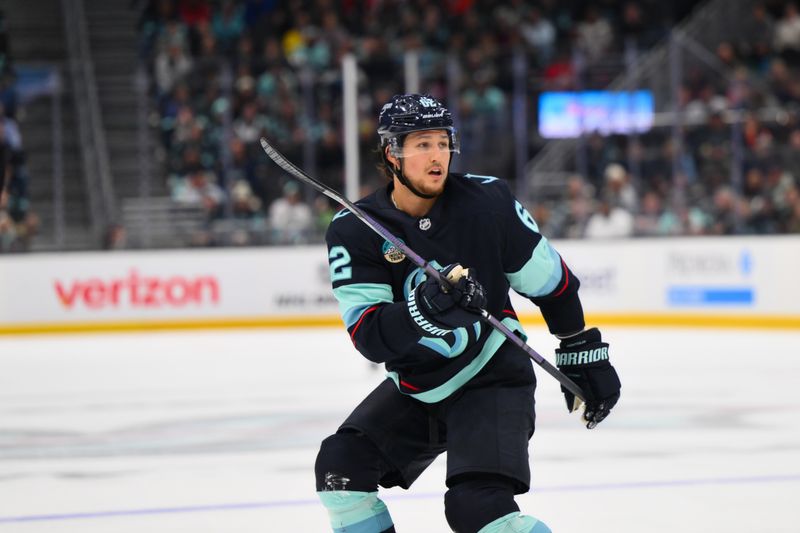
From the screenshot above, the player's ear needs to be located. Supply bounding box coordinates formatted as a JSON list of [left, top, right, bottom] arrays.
[[385, 146, 399, 169]]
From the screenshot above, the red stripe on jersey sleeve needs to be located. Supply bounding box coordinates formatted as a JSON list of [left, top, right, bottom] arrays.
[[551, 258, 570, 298], [350, 305, 379, 343], [400, 380, 421, 391]]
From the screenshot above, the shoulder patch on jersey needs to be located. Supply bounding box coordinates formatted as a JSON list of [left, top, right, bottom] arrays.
[[382, 240, 406, 263]]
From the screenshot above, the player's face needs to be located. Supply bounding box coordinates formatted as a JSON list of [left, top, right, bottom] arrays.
[[397, 130, 451, 196]]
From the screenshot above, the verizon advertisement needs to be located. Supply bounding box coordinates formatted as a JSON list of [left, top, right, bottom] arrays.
[[0, 246, 338, 329], [0, 237, 798, 333], [54, 271, 221, 310]]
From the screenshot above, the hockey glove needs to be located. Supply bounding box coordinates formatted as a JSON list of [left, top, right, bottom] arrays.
[[555, 327, 621, 429], [408, 264, 487, 335]]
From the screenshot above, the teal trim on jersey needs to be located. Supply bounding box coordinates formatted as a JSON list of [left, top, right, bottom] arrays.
[[388, 317, 524, 403], [477, 511, 551, 533], [463, 173, 499, 184], [333, 284, 394, 329], [332, 209, 351, 221], [505, 237, 563, 298], [318, 491, 394, 532], [403, 260, 444, 299], [418, 326, 470, 358]]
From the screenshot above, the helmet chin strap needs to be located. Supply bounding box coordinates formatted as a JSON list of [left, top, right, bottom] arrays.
[[387, 157, 439, 200]]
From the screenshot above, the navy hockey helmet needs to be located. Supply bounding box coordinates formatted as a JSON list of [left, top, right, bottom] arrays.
[[377, 94, 460, 157]]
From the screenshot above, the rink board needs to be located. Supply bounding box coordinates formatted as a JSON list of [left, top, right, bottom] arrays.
[[0, 236, 798, 333]]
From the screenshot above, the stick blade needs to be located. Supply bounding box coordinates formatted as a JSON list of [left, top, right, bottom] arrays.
[[259, 137, 337, 202], [259, 138, 292, 171]]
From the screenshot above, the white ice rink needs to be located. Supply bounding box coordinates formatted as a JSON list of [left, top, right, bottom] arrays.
[[1, 326, 799, 532]]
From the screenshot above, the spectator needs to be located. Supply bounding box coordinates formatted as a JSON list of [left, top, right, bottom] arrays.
[[103, 223, 128, 250], [708, 186, 741, 235], [603, 163, 638, 212], [173, 103, 204, 143], [242, 0, 275, 29], [547, 174, 594, 239], [584, 196, 634, 238], [771, 166, 799, 221], [460, 69, 508, 174], [155, 18, 190, 57], [0, 70, 16, 119], [313, 195, 336, 235], [619, 1, 657, 49], [178, 0, 211, 29], [268, 181, 313, 244], [741, 2, 775, 73], [190, 24, 222, 82], [211, 0, 245, 56], [0, 9, 11, 77], [0, 208, 15, 251], [3, 149, 28, 223], [783, 185, 800, 232], [634, 190, 665, 236], [774, 2, 800, 64], [137, 0, 180, 59], [171, 164, 225, 218], [0, 122, 12, 212], [230, 179, 261, 219], [744, 192, 780, 234], [658, 203, 710, 236], [232, 100, 266, 144], [542, 48, 576, 91], [520, 7, 556, 66], [693, 110, 733, 190], [780, 128, 800, 179], [154, 42, 193, 97], [575, 6, 614, 62], [226, 136, 263, 200]]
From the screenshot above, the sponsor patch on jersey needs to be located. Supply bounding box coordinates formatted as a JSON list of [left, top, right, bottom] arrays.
[[383, 240, 406, 263]]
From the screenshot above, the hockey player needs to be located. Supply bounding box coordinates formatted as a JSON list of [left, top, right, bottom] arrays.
[[315, 94, 621, 533]]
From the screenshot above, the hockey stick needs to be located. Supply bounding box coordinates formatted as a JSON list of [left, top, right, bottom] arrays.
[[259, 138, 586, 403]]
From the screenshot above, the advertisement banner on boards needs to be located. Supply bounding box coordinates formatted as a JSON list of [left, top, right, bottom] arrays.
[[0, 246, 337, 326], [0, 237, 798, 331]]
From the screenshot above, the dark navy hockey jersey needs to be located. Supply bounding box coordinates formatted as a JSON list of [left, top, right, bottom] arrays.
[[325, 173, 584, 403]]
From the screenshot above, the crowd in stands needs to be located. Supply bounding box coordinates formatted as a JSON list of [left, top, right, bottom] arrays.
[[533, 0, 800, 238], [0, 9, 37, 253], [131, 0, 800, 247]]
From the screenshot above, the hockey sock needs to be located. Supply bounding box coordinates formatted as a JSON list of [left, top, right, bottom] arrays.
[[477, 511, 552, 533], [317, 490, 394, 533]]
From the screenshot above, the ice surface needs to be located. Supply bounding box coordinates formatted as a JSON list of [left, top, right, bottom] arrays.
[[1, 326, 799, 532]]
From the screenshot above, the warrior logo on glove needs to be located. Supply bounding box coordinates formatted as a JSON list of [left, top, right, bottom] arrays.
[[408, 264, 487, 334], [555, 327, 621, 429]]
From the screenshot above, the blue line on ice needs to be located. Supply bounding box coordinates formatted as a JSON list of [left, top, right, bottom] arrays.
[[2, 474, 799, 523]]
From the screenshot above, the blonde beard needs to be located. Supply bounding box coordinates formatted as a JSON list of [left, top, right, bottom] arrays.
[[407, 174, 447, 197]]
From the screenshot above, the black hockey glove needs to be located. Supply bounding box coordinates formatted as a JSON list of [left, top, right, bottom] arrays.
[[407, 264, 487, 335], [555, 327, 621, 429]]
